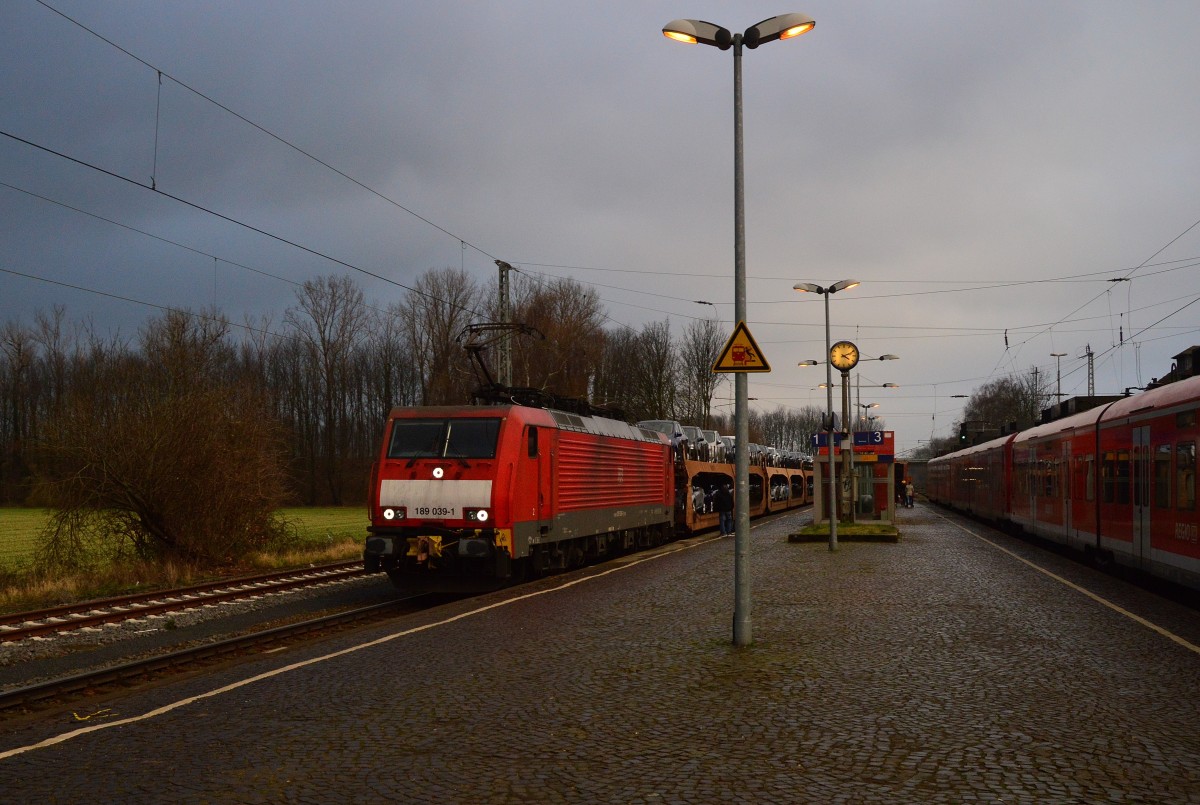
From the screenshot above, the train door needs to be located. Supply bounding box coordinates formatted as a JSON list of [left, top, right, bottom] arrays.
[[1062, 440, 1072, 538], [1132, 426, 1151, 563], [1025, 445, 1037, 526], [530, 426, 551, 529]]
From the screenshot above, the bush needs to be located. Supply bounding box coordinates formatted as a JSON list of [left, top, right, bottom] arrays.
[[34, 310, 294, 569]]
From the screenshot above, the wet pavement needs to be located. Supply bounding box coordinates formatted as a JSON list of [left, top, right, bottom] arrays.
[[2, 503, 1199, 803]]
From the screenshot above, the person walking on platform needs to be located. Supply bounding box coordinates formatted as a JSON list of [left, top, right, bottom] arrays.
[[713, 483, 734, 536]]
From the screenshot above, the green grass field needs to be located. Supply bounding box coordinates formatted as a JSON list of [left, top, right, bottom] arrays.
[[285, 506, 369, 545], [0, 507, 368, 570], [0, 509, 48, 570]]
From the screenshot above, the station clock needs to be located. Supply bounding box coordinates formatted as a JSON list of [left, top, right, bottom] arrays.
[[830, 340, 860, 372]]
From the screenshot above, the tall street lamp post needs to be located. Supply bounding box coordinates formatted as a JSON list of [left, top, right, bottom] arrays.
[[856, 402, 880, 429], [1051, 352, 1067, 401], [794, 279, 858, 550], [664, 12, 815, 647]]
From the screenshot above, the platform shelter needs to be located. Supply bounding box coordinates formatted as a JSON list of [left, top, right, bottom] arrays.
[[811, 430, 896, 524]]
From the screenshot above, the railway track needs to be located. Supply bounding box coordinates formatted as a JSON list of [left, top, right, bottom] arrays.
[[0, 594, 441, 715], [0, 561, 366, 643], [0, 513, 814, 716]]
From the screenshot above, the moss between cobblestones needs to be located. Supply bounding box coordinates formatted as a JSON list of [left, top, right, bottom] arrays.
[[787, 522, 899, 543]]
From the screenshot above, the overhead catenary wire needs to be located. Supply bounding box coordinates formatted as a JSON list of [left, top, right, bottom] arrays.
[[29, 1, 1200, 348], [0, 128, 485, 323], [11, 1, 1200, 420]]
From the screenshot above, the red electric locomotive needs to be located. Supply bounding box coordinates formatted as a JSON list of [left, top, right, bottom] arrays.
[[927, 375, 1200, 592], [364, 405, 674, 591]]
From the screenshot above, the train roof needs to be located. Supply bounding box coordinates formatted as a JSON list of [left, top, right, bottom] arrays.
[[1014, 403, 1109, 445], [1102, 373, 1200, 421], [928, 432, 1016, 465], [548, 408, 668, 444], [385, 404, 667, 445], [1013, 374, 1200, 444]]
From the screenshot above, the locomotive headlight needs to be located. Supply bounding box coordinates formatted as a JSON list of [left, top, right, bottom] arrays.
[[465, 508, 490, 523], [432, 467, 444, 479], [382, 507, 406, 521]]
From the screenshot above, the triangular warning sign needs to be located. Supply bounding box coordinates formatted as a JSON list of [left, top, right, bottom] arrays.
[[712, 321, 771, 373]]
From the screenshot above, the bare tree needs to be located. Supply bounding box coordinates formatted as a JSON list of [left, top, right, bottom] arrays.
[[0, 320, 36, 502], [36, 309, 291, 569], [509, 276, 606, 401], [957, 370, 1045, 442], [592, 327, 639, 417], [401, 268, 480, 405], [676, 317, 727, 427], [284, 275, 372, 505], [756, 405, 826, 454], [622, 320, 678, 422]]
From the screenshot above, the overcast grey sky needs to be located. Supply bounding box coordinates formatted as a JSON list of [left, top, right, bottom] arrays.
[[3, 1, 1199, 454]]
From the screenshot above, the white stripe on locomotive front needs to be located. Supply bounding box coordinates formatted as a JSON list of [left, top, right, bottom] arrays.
[[379, 479, 493, 512]]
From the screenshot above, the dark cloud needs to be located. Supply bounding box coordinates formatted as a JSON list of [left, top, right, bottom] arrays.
[[2, 1, 1199, 452]]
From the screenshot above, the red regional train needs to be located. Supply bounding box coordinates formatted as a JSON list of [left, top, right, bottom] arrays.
[[926, 375, 1200, 592], [364, 404, 809, 591]]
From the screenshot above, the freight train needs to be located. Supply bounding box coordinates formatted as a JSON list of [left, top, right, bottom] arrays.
[[364, 404, 809, 591], [926, 375, 1200, 593]]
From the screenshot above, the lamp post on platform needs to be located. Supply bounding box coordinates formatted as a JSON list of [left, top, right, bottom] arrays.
[[664, 12, 815, 647], [856, 402, 880, 429]]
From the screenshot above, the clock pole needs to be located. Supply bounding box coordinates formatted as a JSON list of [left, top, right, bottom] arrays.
[[793, 281, 860, 550]]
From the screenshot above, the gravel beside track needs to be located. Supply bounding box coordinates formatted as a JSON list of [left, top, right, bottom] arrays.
[[0, 572, 394, 694]]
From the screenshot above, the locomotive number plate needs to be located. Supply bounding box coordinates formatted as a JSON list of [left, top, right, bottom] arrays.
[[411, 506, 457, 519]]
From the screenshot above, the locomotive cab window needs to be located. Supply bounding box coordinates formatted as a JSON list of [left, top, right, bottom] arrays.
[[387, 418, 502, 460], [527, 426, 539, 458]]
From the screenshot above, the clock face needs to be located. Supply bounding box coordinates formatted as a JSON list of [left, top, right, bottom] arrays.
[[830, 340, 859, 371]]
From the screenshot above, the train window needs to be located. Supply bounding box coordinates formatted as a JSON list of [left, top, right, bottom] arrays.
[[1013, 455, 1028, 497], [445, 419, 502, 458], [1102, 451, 1131, 504], [1155, 445, 1172, 508], [1178, 410, 1197, 429], [1101, 453, 1113, 503], [1114, 450, 1131, 505], [388, 420, 445, 458], [1074, 455, 1094, 501], [1178, 441, 1196, 511], [527, 427, 539, 458], [387, 418, 502, 459]]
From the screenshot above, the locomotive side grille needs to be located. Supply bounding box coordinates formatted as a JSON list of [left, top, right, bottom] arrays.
[[556, 435, 667, 511]]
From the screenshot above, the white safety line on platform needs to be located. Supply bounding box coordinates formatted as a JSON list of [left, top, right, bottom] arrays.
[[935, 510, 1200, 657], [0, 530, 737, 761]]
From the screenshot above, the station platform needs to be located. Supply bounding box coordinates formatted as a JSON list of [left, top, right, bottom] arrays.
[[3, 504, 1200, 803]]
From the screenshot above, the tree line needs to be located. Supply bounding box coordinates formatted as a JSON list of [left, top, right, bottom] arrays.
[[1, 268, 831, 514]]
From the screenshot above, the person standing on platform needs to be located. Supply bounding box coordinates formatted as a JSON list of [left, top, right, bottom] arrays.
[[713, 483, 734, 537], [905, 479, 915, 508]]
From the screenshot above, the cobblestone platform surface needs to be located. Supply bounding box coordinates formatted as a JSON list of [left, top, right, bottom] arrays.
[[3, 504, 1200, 803]]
